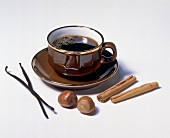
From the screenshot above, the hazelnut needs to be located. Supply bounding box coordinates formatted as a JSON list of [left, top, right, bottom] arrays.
[[77, 96, 95, 114], [58, 90, 77, 108]]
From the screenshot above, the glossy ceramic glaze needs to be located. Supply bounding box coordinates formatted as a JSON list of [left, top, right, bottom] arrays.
[[47, 26, 117, 76], [48, 46, 101, 76], [31, 48, 118, 89]]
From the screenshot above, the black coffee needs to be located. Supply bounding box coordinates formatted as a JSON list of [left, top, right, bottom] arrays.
[[52, 35, 98, 51]]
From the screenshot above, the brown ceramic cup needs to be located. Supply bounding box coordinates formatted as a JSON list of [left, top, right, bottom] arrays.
[[47, 26, 117, 76]]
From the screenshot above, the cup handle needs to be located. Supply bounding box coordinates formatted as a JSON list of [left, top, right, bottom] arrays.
[[101, 42, 117, 64]]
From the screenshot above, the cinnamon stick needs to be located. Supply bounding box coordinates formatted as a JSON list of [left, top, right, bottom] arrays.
[[97, 75, 137, 102], [111, 82, 159, 103]]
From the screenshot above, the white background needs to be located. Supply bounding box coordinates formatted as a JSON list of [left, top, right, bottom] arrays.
[[1, 0, 170, 138]]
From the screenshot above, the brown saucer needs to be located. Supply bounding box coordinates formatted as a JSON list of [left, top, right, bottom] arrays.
[[31, 48, 118, 89]]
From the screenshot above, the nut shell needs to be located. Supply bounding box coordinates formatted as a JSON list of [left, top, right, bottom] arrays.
[[58, 90, 77, 107], [77, 96, 95, 114]]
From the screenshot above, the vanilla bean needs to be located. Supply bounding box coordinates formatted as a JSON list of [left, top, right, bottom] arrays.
[[19, 63, 33, 89], [18, 63, 56, 114], [5, 66, 49, 119]]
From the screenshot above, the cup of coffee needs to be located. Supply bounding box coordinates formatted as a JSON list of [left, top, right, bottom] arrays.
[[47, 25, 117, 76]]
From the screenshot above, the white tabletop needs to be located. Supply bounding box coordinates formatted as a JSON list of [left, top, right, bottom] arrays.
[[1, 0, 170, 138]]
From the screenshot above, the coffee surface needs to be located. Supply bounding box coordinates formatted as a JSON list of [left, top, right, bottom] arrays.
[[52, 35, 98, 51]]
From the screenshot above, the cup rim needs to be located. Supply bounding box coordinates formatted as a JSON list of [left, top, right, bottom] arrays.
[[47, 25, 104, 55]]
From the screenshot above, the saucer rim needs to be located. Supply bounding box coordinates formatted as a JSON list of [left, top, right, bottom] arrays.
[[31, 48, 118, 89]]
